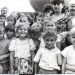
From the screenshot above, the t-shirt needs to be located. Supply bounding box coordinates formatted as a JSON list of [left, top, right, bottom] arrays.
[[33, 47, 60, 70], [0, 39, 10, 63], [9, 38, 36, 58], [61, 45, 75, 66]]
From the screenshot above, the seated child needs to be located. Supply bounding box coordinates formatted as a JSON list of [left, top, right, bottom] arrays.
[[61, 27, 75, 74], [33, 31, 62, 74], [0, 26, 10, 74]]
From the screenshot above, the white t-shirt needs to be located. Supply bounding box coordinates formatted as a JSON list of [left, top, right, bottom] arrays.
[[9, 38, 35, 59], [61, 45, 75, 66], [33, 47, 60, 70]]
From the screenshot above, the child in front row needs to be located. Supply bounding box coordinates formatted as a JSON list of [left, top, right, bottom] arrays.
[[33, 31, 62, 74], [9, 23, 36, 74], [62, 27, 75, 74], [0, 26, 10, 74]]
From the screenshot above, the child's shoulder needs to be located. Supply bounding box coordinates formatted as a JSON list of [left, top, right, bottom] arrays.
[[64, 45, 73, 50]]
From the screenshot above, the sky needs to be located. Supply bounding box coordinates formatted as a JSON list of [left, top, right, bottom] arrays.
[[0, 0, 75, 13], [0, 0, 35, 13]]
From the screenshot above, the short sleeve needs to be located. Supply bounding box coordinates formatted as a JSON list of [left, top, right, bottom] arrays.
[[29, 39, 36, 50], [61, 47, 69, 57], [9, 39, 16, 51], [33, 48, 42, 63]]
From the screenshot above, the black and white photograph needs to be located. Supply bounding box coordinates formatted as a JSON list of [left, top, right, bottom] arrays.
[[0, 0, 75, 75]]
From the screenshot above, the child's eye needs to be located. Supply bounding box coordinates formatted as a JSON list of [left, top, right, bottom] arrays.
[[46, 25, 50, 27], [46, 39, 49, 41], [51, 39, 54, 41], [51, 25, 54, 27]]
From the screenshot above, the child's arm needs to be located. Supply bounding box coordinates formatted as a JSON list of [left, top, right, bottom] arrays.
[[65, 64, 75, 72], [10, 51, 14, 74], [34, 62, 38, 74], [0, 53, 9, 60], [62, 56, 67, 74], [57, 53, 62, 66]]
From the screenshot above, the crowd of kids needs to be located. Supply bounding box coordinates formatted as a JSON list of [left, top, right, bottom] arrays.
[[1, 0, 75, 74]]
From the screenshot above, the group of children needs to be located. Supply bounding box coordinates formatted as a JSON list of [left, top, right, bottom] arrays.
[[0, 0, 75, 74]]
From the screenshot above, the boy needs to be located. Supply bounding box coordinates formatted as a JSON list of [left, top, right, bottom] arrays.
[[33, 31, 62, 74], [0, 26, 10, 73], [61, 27, 75, 74]]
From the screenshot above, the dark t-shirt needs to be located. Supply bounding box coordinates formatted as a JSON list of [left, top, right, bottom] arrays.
[[0, 39, 10, 63]]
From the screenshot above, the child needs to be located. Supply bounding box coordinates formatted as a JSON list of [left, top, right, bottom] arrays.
[[9, 23, 36, 74], [36, 13, 44, 27], [0, 26, 10, 74], [61, 27, 75, 74], [43, 4, 54, 20], [1, 7, 8, 18], [5, 25, 15, 40], [7, 16, 16, 26], [33, 31, 62, 74]]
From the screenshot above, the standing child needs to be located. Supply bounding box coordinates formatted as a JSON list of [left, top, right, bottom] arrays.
[[5, 25, 15, 40], [0, 26, 10, 74], [33, 31, 62, 74], [9, 23, 36, 74], [61, 27, 75, 74]]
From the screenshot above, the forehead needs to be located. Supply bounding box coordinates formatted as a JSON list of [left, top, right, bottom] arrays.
[[44, 36, 55, 40], [19, 25, 28, 29], [46, 22, 55, 25]]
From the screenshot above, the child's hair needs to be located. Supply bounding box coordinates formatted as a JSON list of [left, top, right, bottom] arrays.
[[42, 31, 57, 41], [5, 25, 15, 33], [43, 4, 54, 14], [29, 23, 41, 39], [16, 22, 30, 33], [52, 0, 64, 5]]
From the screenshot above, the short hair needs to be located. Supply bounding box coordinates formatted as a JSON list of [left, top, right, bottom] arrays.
[[52, 0, 64, 5], [43, 31, 57, 41], [5, 25, 15, 32], [31, 22, 42, 31], [16, 22, 30, 32], [43, 4, 54, 13]]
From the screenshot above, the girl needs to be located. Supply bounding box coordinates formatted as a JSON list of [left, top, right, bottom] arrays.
[[9, 23, 36, 74]]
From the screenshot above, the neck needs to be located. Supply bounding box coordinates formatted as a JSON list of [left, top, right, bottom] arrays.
[[55, 11, 61, 15], [19, 37, 27, 40], [45, 46, 55, 50]]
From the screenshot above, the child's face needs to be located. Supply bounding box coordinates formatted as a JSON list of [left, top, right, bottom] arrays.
[[7, 18, 14, 25], [18, 25, 28, 38], [44, 36, 56, 49], [1, 8, 8, 15], [37, 17, 44, 25], [45, 22, 56, 31], [69, 6, 75, 16], [70, 33, 75, 46], [0, 27, 4, 40], [20, 17, 28, 23], [6, 30, 14, 39], [53, 3, 63, 13]]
